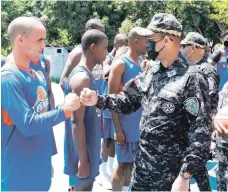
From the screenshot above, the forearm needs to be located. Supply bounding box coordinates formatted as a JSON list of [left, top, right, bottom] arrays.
[[20, 106, 68, 137], [48, 90, 55, 110], [72, 121, 88, 161], [210, 92, 219, 115], [111, 112, 122, 132], [96, 91, 141, 114], [180, 121, 212, 177], [60, 65, 73, 89], [208, 77, 219, 114]]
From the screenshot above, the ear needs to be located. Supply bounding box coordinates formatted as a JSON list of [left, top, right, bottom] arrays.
[[91, 43, 96, 52], [164, 36, 169, 43], [191, 46, 196, 51], [16, 35, 23, 46], [134, 39, 139, 44]]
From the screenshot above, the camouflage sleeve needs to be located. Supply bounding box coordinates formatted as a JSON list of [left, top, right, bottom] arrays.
[[180, 71, 212, 177], [208, 49, 221, 64], [206, 68, 220, 114], [96, 75, 143, 114], [198, 63, 220, 115]]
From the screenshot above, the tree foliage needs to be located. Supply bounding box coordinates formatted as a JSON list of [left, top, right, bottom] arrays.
[[1, 0, 227, 55]]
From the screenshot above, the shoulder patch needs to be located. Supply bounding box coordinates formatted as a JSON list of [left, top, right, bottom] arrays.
[[184, 97, 199, 116]]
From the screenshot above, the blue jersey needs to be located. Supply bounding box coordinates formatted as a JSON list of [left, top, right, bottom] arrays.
[[118, 57, 143, 142], [92, 63, 103, 95], [1, 62, 68, 191], [64, 65, 102, 181], [217, 47, 228, 90], [102, 54, 114, 119], [29, 55, 48, 86], [30, 55, 57, 156]]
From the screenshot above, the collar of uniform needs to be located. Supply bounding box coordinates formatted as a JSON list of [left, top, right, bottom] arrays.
[[151, 62, 161, 74], [165, 52, 188, 77]]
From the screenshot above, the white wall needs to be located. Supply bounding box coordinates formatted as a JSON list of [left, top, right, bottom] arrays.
[[43, 47, 69, 79]]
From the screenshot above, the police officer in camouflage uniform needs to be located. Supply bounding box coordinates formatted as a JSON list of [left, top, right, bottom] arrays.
[[80, 13, 212, 191], [181, 32, 220, 191], [214, 82, 228, 191], [181, 32, 220, 117]]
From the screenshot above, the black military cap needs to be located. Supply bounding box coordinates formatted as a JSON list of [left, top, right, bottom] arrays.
[[147, 13, 183, 37], [181, 32, 207, 48]]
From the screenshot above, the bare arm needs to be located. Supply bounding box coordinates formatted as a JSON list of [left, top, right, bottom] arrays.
[[102, 55, 112, 81], [45, 58, 55, 109], [108, 59, 125, 144], [70, 73, 90, 162], [60, 47, 82, 90]]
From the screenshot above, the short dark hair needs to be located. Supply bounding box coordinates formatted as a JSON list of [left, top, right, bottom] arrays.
[[114, 33, 128, 46], [81, 29, 108, 52], [85, 19, 104, 32]]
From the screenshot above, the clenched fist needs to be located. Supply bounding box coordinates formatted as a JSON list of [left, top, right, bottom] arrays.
[[63, 93, 81, 111], [80, 88, 98, 106], [171, 176, 189, 192]]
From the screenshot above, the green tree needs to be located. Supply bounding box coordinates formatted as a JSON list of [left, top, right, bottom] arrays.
[[1, 0, 43, 54]]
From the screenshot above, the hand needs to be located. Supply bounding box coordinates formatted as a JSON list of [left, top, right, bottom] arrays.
[[80, 88, 98, 106], [63, 93, 81, 111], [214, 120, 228, 137], [141, 59, 150, 71], [114, 130, 125, 145], [115, 46, 129, 58], [102, 65, 111, 81], [102, 70, 110, 81], [77, 160, 90, 179], [171, 175, 189, 192]]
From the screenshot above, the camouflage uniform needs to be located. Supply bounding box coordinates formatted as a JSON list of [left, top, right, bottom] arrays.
[[95, 14, 212, 191], [181, 33, 221, 191], [214, 82, 228, 191], [96, 53, 212, 190], [181, 32, 220, 116], [197, 62, 220, 115]]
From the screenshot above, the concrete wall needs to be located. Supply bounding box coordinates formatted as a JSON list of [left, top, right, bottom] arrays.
[[43, 47, 69, 79]]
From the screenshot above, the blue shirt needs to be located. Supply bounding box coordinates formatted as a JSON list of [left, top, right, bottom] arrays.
[[118, 57, 143, 142], [64, 65, 102, 179], [1, 63, 67, 191]]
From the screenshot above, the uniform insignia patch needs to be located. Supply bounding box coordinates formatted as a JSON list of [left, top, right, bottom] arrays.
[[162, 102, 175, 113], [166, 69, 177, 77], [184, 97, 199, 116]]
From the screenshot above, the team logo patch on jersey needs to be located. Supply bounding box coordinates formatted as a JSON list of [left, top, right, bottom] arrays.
[[92, 64, 102, 80], [134, 77, 144, 92], [183, 97, 199, 116], [33, 86, 48, 114], [162, 102, 175, 114], [26, 77, 31, 82]]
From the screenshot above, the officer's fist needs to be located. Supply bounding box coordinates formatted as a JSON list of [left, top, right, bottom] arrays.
[[80, 88, 98, 106], [63, 93, 81, 111]]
